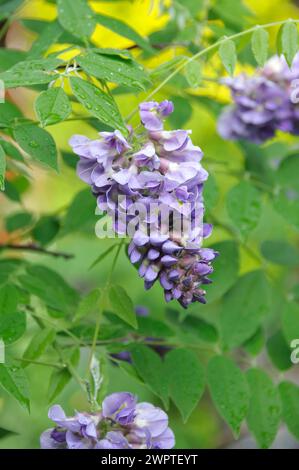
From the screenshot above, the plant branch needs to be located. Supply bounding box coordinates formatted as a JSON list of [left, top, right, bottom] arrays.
[[0, 243, 74, 260], [126, 18, 299, 122]]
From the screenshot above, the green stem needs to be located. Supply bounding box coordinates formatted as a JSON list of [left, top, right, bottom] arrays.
[[126, 18, 299, 122], [86, 239, 125, 375], [13, 357, 64, 369]]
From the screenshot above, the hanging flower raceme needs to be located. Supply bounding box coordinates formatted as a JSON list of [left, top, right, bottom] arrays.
[[70, 100, 217, 308], [40, 392, 175, 449], [218, 54, 299, 143]]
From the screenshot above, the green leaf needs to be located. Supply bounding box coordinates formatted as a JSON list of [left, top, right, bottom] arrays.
[[3, 181, 21, 202], [184, 60, 201, 87], [70, 76, 126, 134], [0, 143, 5, 190], [28, 20, 63, 58], [0, 48, 26, 73], [242, 328, 264, 356], [108, 285, 137, 328], [203, 173, 219, 213], [130, 345, 168, 407], [219, 39, 237, 75], [251, 27, 269, 66], [137, 317, 174, 339], [0, 426, 17, 439], [261, 240, 299, 266], [77, 52, 150, 90], [266, 331, 292, 371], [57, 0, 96, 39], [74, 289, 102, 322], [35, 87, 71, 127], [226, 181, 262, 239], [280, 20, 298, 67], [0, 101, 23, 127], [13, 124, 58, 171], [89, 244, 118, 270], [273, 189, 299, 229], [207, 356, 249, 437], [166, 310, 218, 343], [282, 301, 299, 344], [0, 260, 22, 287], [220, 270, 270, 350], [0, 139, 24, 162], [275, 153, 299, 190], [165, 349, 205, 422], [19, 265, 79, 315], [168, 96, 192, 128], [0, 283, 20, 313], [0, 312, 26, 344], [48, 349, 79, 402], [95, 13, 154, 54], [23, 328, 56, 365], [0, 362, 30, 411], [0, 0, 22, 21], [118, 361, 144, 384], [60, 188, 96, 236], [32, 216, 60, 246], [279, 381, 299, 440], [0, 58, 61, 88], [205, 241, 239, 302], [61, 150, 77, 169], [247, 368, 281, 448], [5, 212, 33, 232]]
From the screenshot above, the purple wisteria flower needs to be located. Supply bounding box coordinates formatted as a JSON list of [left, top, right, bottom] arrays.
[[40, 392, 175, 449], [70, 99, 217, 307], [218, 54, 299, 143]]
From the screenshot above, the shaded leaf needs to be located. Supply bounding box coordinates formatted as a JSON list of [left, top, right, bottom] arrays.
[[95, 13, 154, 54], [279, 381, 299, 440], [57, 0, 96, 39], [70, 76, 127, 134], [220, 271, 270, 350], [13, 124, 58, 171], [251, 27, 269, 66], [280, 21, 298, 67], [0, 58, 61, 88], [219, 39, 237, 75], [131, 345, 168, 407], [0, 361, 30, 411], [207, 355, 249, 437], [23, 328, 56, 365], [35, 87, 71, 127], [261, 240, 299, 266], [108, 285, 137, 329], [205, 241, 239, 302], [247, 368, 281, 448], [226, 181, 262, 239], [77, 52, 150, 90], [165, 349, 205, 422]]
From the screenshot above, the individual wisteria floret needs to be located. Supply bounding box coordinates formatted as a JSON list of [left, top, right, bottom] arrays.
[[40, 392, 175, 449], [70, 100, 218, 307], [218, 54, 299, 143]]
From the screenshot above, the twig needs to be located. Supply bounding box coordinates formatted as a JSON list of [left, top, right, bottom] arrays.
[[126, 18, 299, 122], [0, 243, 74, 260]]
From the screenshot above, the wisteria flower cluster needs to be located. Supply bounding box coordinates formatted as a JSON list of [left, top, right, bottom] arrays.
[[40, 392, 175, 449], [218, 54, 299, 143], [70, 100, 217, 308]]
